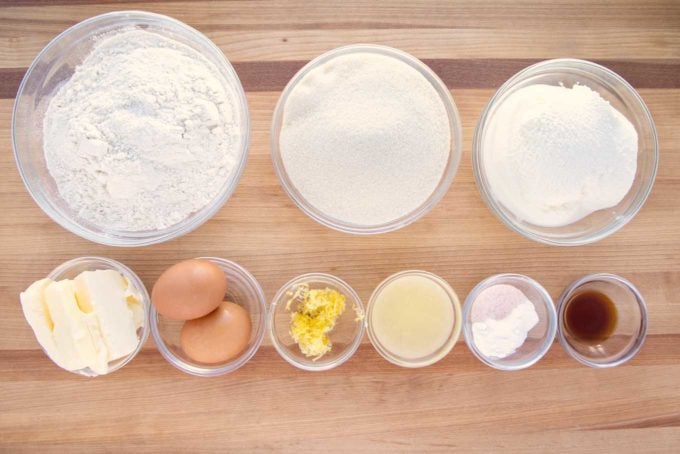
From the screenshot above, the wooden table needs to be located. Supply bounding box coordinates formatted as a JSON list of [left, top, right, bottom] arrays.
[[1, 1, 679, 451]]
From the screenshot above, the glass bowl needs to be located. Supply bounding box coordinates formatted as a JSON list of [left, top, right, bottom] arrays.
[[150, 258, 266, 377], [12, 11, 250, 246], [557, 273, 647, 368], [462, 274, 557, 371], [366, 270, 462, 368], [45, 256, 150, 377], [472, 59, 658, 246], [270, 44, 462, 234], [269, 273, 365, 371]]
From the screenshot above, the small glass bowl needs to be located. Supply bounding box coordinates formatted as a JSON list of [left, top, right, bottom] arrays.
[[472, 59, 658, 246], [150, 258, 266, 377], [557, 273, 648, 368], [366, 270, 462, 368], [270, 44, 462, 234], [269, 273, 365, 371], [45, 256, 150, 377], [12, 11, 250, 246], [463, 274, 557, 371]]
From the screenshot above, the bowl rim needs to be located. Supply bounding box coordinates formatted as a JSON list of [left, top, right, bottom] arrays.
[[462, 273, 557, 371], [11, 10, 251, 247], [366, 269, 462, 368], [556, 272, 648, 368], [149, 257, 267, 377], [471, 58, 659, 246], [45, 256, 151, 377], [268, 272, 366, 371], [270, 43, 463, 235]]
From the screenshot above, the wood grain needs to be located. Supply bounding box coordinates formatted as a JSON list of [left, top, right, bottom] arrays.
[[1, 1, 679, 452], [3, 59, 680, 99]]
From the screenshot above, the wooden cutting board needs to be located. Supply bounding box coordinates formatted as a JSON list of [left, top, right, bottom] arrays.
[[1, 1, 679, 451]]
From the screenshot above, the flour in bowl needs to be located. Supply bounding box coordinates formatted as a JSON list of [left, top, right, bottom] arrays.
[[43, 29, 242, 232]]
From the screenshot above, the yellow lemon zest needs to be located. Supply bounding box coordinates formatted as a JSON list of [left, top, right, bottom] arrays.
[[287, 285, 346, 361]]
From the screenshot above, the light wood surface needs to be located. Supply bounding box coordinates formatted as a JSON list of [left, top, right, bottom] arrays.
[[1, 1, 679, 452]]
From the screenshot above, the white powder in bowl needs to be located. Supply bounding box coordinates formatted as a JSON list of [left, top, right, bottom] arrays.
[[279, 51, 451, 227], [471, 284, 539, 359], [482, 84, 638, 227], [43, 29, 242, 232]]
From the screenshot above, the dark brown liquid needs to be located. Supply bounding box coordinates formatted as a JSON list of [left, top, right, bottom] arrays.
[[564, 290, 618, 343]]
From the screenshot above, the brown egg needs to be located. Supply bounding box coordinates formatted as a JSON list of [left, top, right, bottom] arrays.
[[152, 259, 226, 320], [180, 301, 252, 364]]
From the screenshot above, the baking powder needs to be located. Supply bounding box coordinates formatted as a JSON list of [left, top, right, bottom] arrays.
[[471, 284, 539, 359]]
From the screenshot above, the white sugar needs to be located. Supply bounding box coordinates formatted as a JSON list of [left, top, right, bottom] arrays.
[[279, 52, 451, 227]]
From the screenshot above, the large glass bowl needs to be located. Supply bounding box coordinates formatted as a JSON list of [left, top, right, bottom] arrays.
[[271, 44, 462, 234], [472, 59, 658, 246], [12, 11, 250, 246]]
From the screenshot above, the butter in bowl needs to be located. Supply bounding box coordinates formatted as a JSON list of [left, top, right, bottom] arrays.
[[19, 257, 150, 377]]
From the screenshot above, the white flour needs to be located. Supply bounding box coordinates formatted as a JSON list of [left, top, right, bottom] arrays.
[[279, 52, 451, 226], [483, 84, 638, 227], [43, 29, 241, 232]]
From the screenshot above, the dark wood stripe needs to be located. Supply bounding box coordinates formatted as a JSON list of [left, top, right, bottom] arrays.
[[0, 68, 23, 100], [588, 413, 680, 430], [426, 59, 680, 90], [2, 59, 679, 99]]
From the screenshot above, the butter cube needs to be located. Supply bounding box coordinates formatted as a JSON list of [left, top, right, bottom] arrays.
[[74, 270, 140, 362], [44, 279, 108, 374]]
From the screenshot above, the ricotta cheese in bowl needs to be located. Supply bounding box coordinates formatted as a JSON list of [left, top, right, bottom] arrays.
[[473, 59, 658, 245]]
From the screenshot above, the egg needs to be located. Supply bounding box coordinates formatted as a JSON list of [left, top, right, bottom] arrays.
[[180, 301, 252, 364], [152, 259, 226, 320]]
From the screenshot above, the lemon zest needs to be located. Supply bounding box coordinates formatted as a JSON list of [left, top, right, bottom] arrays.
[[287, 285, 346, 361]]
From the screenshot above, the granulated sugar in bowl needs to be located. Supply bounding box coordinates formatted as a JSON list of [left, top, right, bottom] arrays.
[[271, 44, 462, 234]]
